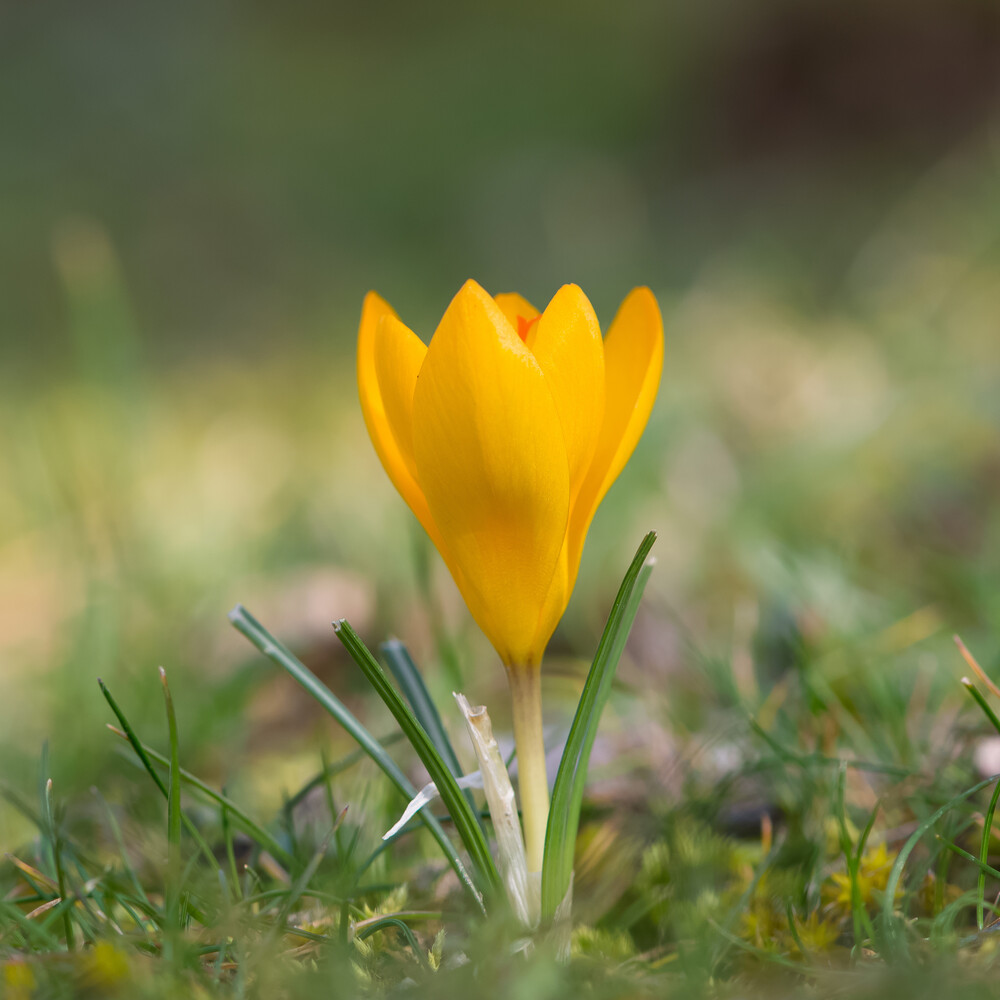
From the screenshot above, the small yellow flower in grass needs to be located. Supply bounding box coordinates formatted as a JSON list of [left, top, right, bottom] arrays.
[[791, 911, 841, 956], [357, 280, 663, 871], [825, 841, 900, 914]]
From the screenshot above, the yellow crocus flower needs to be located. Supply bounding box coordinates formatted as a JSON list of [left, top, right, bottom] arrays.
[[357, 279, 662, 872]]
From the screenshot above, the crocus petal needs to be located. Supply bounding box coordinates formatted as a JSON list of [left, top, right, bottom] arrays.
[[412, 280, 571, 665], [357, 292, 442, 553], [494, 292, 540, 337], [357, 291, 406, 485], [526, 542, 570, 662], [564, 286, 663, 591], [373, 313, 427, 482], [530, 284, 605, 504]]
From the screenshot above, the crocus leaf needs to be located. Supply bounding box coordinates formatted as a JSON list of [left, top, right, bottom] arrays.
[[380, 639, 464, 780], [380, 639, 484, 830], [334, 618, 502, 901], [541, 531, 656, 920]]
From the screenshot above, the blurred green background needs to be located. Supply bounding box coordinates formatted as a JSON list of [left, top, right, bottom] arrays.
[[1, 0, 998, 849]]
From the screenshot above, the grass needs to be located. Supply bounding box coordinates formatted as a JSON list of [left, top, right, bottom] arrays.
[[4, 570, 1000, 997], [2, 126, 1000, 997]]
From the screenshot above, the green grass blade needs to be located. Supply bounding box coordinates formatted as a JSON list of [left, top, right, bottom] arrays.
[[541, 531, 656, 920], [963, 678, 1000, 735], [0, 899, 61, 949], [334, 619, 502, 899], [833, 763, 874, 950], [99, 679, 225, 871], [958, 677, 1000, 932], [855, 801, 880, 864], [380, 639, 483, 830], [747, 716, 912, 777], [40, 770, 73, 951], [228, 603, 485, 912], [706, 917, 803, 972], [356, 915, 429, 969], [265, 821, 342, 950], [107, 727, 292, 867], [977, 778, 1000, 929], [221, 802, 242, 903], [881, 774, 996, 959], [937, 835, 1000, 881], [92, 788, 149, 904], [380, 640, 464, 779], [98, 679, 169, 798], [708, 836, 785, 972], [160, 667, 183, 944], [161, 669, 182, 858], [0, 785, 41, 828]]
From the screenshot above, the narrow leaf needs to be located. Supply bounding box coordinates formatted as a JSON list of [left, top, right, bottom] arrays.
[[881, 775, 996, 958], [963, 678, 1000, 736], [100, 681, 240, 871], [334, 619, 502, 899], [160, 667, 183, 940], [228, 604, 485, 912], [40, 771, 74, 950], [381, 640, 463, 776], [381, 640, 484, 830], [541, 531, 656, 919], [978, 779, 1000, 929], [105, 724, 291, 866]]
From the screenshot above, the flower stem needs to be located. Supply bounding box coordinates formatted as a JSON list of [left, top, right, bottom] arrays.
[[507, 665, 549, 874]]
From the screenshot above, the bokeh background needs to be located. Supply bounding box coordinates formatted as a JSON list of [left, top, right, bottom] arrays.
[[1, 0, 999, 851]]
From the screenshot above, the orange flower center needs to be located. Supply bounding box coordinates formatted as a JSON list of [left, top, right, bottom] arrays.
[[516, 314, 540, 342]]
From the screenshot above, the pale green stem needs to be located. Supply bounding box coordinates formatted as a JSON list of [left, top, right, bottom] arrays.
[[506, 664, 548, 874]]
